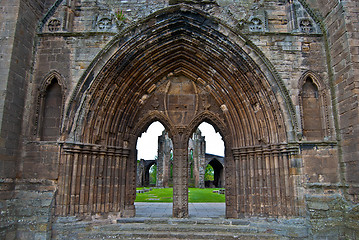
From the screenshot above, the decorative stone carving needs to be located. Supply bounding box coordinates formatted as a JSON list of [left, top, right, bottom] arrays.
[[201, 94, 211, 110], [299, 18, 313, 33], [98, 17, 113, 30], [301, 42, 311, 51], [249, 17, 263, 32], [165, 75, 198, 126], [48, 19, 61, 32], [220, 104, 228, 112], [247, 9, 267, 33], [152, 96, 160, 110]]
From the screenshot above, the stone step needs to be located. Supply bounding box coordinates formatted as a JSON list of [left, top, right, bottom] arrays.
[[115, 217, 308, 237], [52, 217, 309, 239], [100, 223, 273, 234], [117, 217, 251, 225], [77, 230, 280, 239]]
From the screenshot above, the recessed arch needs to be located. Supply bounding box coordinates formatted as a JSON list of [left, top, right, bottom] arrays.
[[298, 70, 327, 92], [137, 160, 157, 187], [298, 70, 333, 140], [39, 70, 67, 93], [185, 111, 229, 147], [57, 5, 300, 218], [133, 111, 175, 141], [63, 5, 297, 146], [206, 158, 224, 188], [35, 70, 66, 140]]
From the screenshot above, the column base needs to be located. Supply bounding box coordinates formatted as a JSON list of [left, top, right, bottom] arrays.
[[122, 205, 136, 218]]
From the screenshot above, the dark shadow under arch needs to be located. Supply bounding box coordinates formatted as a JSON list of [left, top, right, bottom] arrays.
[[207, 158, 224, 188]]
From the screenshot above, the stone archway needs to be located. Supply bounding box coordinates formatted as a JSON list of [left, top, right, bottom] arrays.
[[206, 158, 224, 188], [138, 160, 157, 187], [57, 5, 299, 219]]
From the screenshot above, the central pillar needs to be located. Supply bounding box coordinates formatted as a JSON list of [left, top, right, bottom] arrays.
[[172, 133, 188, 218]]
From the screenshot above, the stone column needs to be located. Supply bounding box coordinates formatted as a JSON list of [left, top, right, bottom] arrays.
[[226, 147, 238, 218], [172, 133, 188, 218], [157, 134, 165, 187], [123, 144, 136, 217], [157, 132, 173, 187], [198, 138, 206, 188], [163, 150, 171, 187]]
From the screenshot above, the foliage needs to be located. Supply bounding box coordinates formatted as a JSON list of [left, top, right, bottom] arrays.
[[105, 1, 127, 22], [204, 164, 214, 181], [149, 164, 157, 185], [135, 188, 225, 203], [115, 9, 126, 22]]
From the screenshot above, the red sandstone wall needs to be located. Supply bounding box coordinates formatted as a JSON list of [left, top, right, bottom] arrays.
[[305, 0, 359, 200]]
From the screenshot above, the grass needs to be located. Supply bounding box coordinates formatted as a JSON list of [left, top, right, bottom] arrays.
[[135, 188, 173, 202], [135, 187, 225, 203], [188, 188, 225, 202]]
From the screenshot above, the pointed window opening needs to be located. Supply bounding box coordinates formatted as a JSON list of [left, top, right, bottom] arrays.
[[41, 78, 62, 141], [301, 77, 323, 140]]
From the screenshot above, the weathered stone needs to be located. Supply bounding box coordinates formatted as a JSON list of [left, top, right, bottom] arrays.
[[307, 202, 330, 211], [0, 0, 359, 239]]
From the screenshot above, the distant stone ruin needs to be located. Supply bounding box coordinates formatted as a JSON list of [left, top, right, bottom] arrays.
[[137, 129, 224, 188]]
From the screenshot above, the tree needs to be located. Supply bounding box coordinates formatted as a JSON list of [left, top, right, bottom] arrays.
[[149, 164, 157, 185], [204, 164, 214, 181]]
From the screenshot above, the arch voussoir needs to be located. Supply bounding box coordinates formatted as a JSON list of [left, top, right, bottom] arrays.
[[58, 5, 299, 219]]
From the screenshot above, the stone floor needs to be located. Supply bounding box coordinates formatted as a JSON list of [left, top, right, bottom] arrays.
[[135, 202, 225, 218]]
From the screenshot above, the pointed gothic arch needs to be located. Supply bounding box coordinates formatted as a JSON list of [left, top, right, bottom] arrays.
[[206, 158, 224, 188], [298, 71, 332, 140], [57, 5, 301, 218], [63, 6, 298, 144], [35, 71, 66, 140]]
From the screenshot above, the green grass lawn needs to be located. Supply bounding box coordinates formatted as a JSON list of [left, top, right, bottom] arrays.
[[135, 187, 225, 203]]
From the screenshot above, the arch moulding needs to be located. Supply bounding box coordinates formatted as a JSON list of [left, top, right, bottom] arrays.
[[56, 5, 301, 219]]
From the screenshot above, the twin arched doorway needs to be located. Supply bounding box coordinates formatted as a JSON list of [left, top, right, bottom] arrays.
[[136, 120, 226, 217], [56, 6, 299, 219], [137, 121, 224, 189]]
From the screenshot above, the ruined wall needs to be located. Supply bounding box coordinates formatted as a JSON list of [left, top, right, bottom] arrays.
[[0, 0, 48, 239], [0, 0, 358, 239], [325, 0, 359, 201], [157, 131, 173, 187], [303, 0, 359, 236], [0, 0, 44, 189], [303, 0, 359, 198], [153, 129, 209, 188]]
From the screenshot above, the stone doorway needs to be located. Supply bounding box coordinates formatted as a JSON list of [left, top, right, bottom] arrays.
[[132, 74, 231, 218], [56, 7, 299, 219], [205, 159, 224, 188], [144, 162, 157, 187], [135, 120, 226, 218]]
